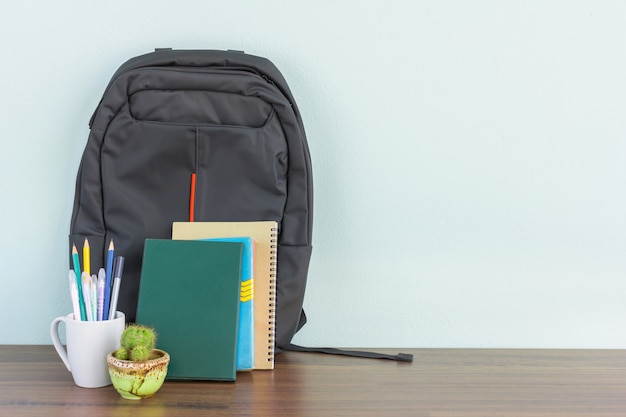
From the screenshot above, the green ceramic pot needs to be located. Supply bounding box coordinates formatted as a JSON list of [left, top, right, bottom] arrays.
[[107, 349, 169, 400]]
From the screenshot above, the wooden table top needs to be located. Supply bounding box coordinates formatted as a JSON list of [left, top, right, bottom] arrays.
[[1, 345, 625, 416]]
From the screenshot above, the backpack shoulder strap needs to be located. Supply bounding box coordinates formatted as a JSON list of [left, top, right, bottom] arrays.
[[283, 343, 414, 362]]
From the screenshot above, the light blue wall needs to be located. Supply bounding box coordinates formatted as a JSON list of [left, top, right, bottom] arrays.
[[1, 1, 625, 347]]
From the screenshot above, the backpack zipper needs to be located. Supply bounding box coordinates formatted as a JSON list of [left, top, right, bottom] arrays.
[[189, 172, 197, 222], [189, 126, 199, 222], [89, 67, 286, 129]]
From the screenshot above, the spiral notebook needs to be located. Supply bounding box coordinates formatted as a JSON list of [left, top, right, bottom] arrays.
[[172, 221, 278, 370]]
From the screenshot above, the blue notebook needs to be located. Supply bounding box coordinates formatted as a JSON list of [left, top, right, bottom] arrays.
[[203, 237, 254, 371]]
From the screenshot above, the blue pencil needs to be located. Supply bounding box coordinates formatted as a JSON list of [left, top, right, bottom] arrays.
[[103, 240, 114, 320]]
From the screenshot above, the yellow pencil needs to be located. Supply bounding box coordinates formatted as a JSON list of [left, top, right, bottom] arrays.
[[83, 238, 91, 276]]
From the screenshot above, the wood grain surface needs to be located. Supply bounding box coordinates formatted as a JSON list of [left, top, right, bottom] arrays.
[[1, 345, 625, 416]]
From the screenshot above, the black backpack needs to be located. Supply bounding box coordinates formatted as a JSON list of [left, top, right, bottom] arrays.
[[70, 49, 412, 362], [69, 49, 312, 350]]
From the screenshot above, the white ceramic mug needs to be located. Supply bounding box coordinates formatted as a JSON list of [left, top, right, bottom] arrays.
[[50, 311, 125, 388]]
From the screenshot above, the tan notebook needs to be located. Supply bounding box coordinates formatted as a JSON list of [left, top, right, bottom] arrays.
[[172, 221, 278, 370]]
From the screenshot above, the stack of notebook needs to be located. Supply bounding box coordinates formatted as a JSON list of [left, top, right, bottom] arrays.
[[135, 221, 278, 381]]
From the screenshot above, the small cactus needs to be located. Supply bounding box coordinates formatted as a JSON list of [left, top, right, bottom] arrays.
[[115, 324, 156, 362]]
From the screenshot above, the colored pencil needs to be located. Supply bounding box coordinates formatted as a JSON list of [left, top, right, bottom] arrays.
[[104, 240, 114, 320], [71, 244, 87, 321], [83, 238, 91, 276]]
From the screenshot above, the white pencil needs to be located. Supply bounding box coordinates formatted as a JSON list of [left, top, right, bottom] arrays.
[[81, 272, 93, 321], [69, 270, 81, 320]]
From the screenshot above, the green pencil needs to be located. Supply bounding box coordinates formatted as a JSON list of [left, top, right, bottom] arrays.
[[72, 244, 87, 321]]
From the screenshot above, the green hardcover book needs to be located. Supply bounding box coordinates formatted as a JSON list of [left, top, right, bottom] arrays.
[[136, 239, 242, 381]]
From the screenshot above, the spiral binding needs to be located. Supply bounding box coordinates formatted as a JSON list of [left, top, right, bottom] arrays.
[[267, 227, 278, 364]]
